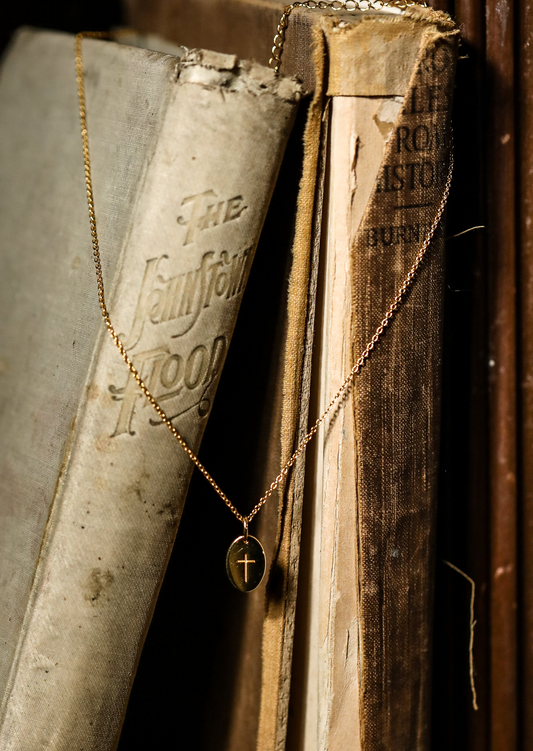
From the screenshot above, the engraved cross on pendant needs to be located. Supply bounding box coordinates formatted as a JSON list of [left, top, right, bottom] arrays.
[[237, 553, 256, 583]]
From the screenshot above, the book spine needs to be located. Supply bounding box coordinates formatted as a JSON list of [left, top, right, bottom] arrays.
[[258, 11, 458, 751], [0, 47, 301, 751], [335, 17, 457, 751]]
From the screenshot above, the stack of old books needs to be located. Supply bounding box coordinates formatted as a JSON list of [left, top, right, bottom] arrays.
[[0, 3, 457, 750]]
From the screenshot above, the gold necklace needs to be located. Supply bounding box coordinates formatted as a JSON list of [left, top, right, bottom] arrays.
[[75, 0, 451, 593]]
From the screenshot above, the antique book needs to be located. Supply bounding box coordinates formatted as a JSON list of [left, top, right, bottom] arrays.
[[0, 28, 301, 750], [286, 14, 458, 751], [119, 5, 458, 751]]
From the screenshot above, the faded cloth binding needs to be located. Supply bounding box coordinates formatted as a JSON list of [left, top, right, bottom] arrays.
[[257, 8, 459, 751]]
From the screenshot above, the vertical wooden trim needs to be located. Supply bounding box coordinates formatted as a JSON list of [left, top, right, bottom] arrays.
[[485, 0, 518, 748], [517, 0, 533, 747], [428, 0, 453, 13]]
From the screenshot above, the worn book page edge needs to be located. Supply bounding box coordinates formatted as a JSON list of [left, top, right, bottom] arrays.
[[301, 96, 397, 751]]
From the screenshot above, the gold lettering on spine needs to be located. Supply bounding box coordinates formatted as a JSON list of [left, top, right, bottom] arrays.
[[109, 334, 228, 436], [119, 257, 162, 350], [177, 191, 247, 246], [177, 189, 216, 246], [119, 247, 252, 349], [111, 188, 250, 436]]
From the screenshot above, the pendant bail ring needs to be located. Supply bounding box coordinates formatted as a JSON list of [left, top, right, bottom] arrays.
[[243, 518, 249, 542]]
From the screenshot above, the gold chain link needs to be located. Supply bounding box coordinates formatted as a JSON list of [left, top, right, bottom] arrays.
[[75, 16, 451, 528], [269, 0, 428, 72]]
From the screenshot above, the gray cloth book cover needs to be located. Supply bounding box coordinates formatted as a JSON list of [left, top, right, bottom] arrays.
[[0, 28, 301, 750]]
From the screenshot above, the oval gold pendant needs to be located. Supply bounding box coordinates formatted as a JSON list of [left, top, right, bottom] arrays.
[[226, 535, 266, 592]]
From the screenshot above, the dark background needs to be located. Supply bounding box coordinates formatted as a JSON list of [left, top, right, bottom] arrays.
[[1, 1, 123, 54]]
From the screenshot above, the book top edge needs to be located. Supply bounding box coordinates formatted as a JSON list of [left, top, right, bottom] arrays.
[[10, 27, 303, 103], [292, 4, 456, 31]]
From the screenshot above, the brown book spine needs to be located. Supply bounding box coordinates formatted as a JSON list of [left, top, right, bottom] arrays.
[[271, 12, 458, 751], [348, 29, 457, 748]]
